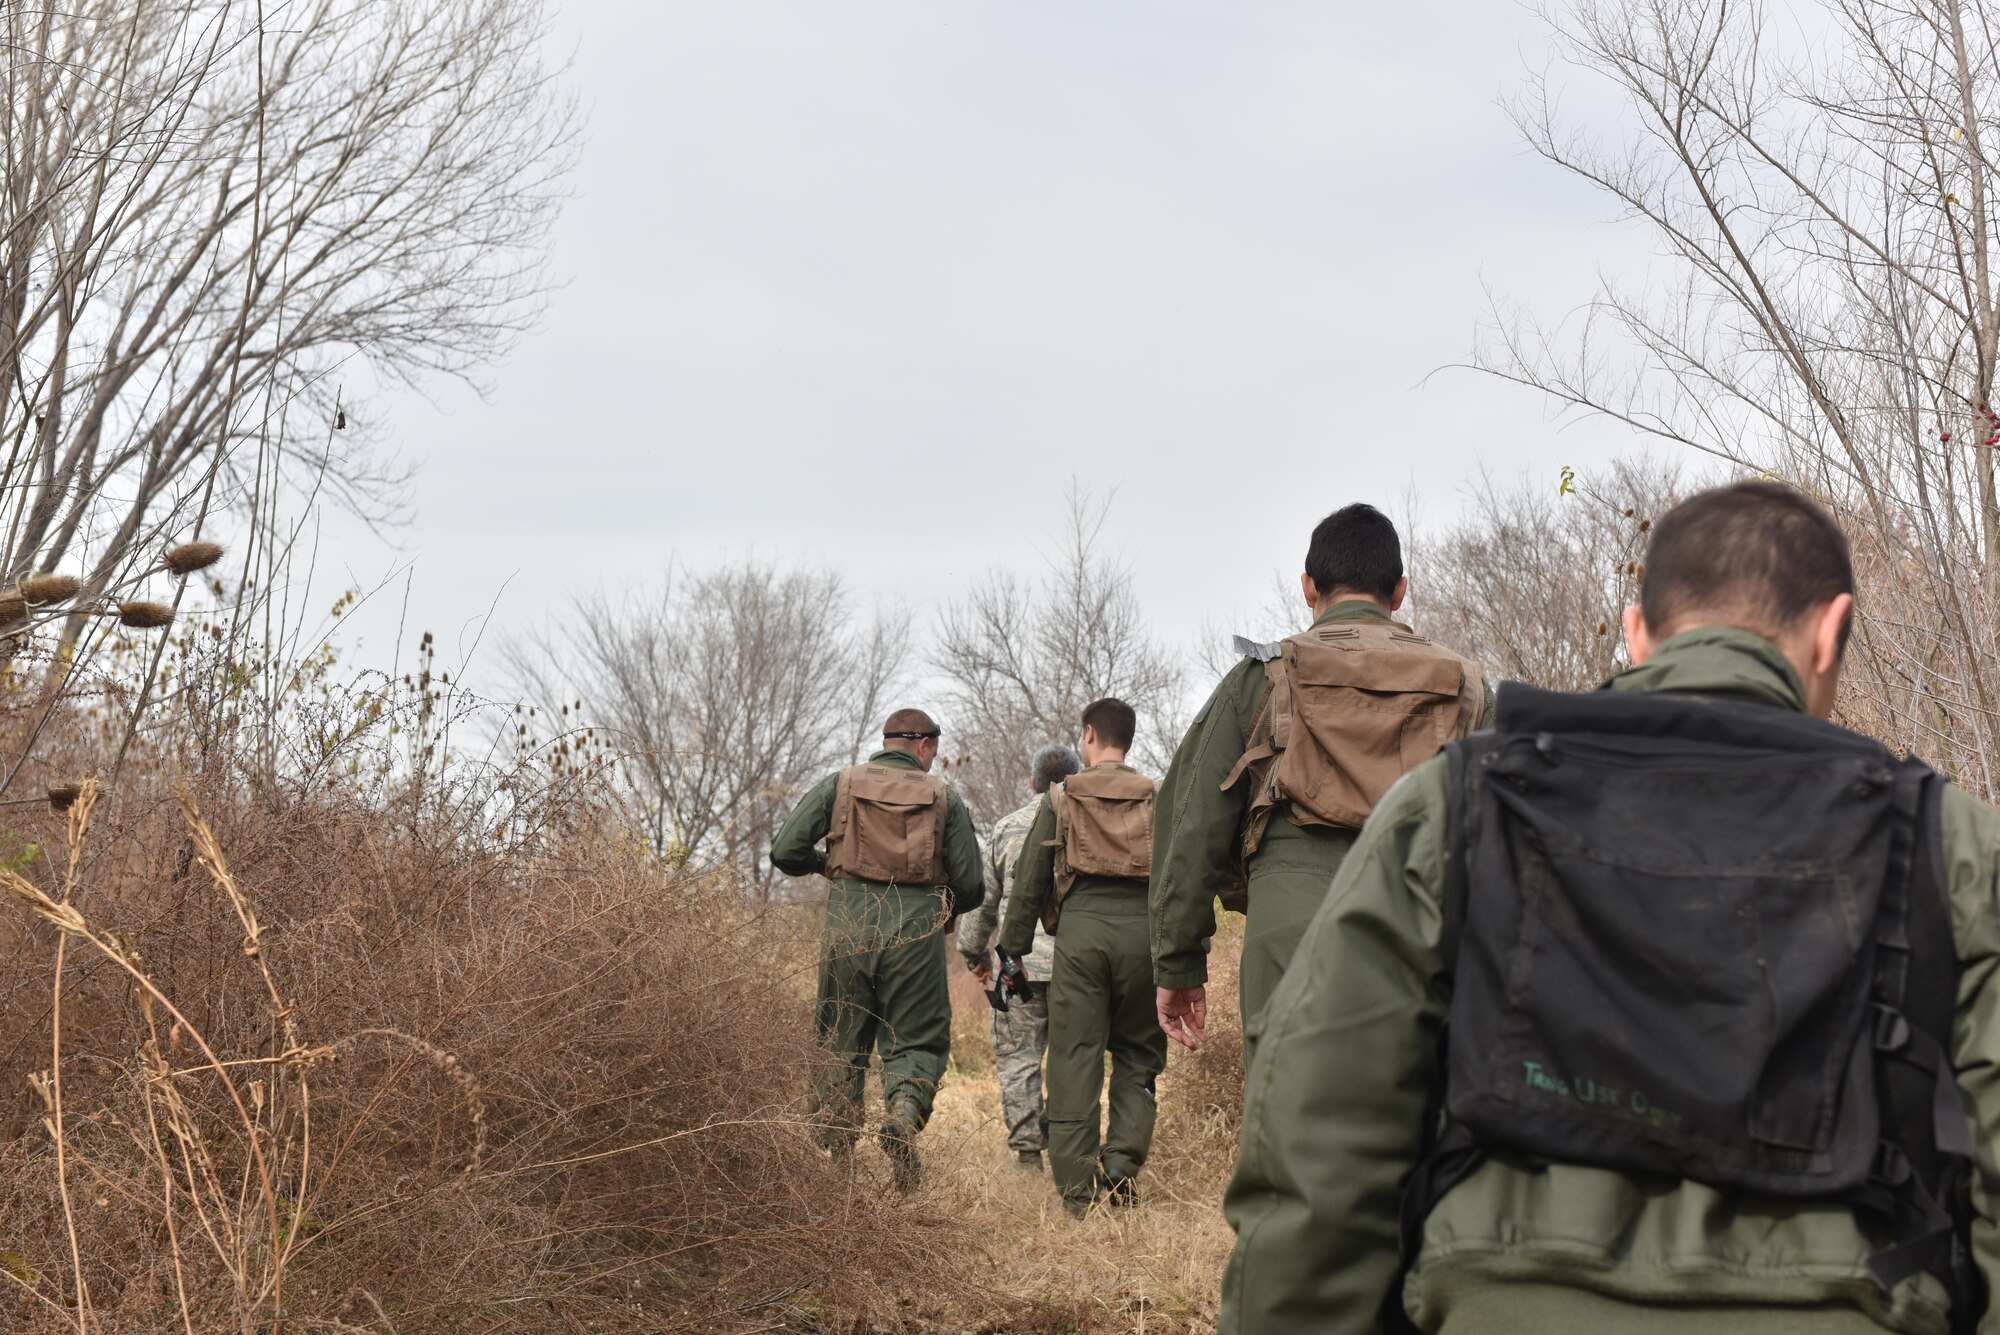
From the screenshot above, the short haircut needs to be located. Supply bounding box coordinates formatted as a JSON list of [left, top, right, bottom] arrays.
[[1305, 503, 1402, 601], [1640, 482, 1854, 642], [1080, 697, 1137, 751], [1030, 745, 1082, 794], [882, 708, 939, 740]]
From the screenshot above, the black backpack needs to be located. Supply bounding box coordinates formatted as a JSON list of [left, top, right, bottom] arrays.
[[1396, 682, 1981, 1330]]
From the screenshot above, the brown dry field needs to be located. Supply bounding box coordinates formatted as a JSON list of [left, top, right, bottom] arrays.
[[858, 931, 1244, 1334]]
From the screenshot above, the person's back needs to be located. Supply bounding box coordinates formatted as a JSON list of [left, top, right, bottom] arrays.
[[1000, 699, 1168, 1216], [1151, 503, 1487, 1064], [1220, 482, 2000, 1334], [769, 708, 983, 1191]]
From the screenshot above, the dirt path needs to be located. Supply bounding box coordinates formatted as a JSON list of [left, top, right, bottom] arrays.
[[909, 958, 1242, 1333]]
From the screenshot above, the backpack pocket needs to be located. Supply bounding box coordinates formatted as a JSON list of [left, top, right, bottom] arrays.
[[839, 771, 943, 884], [1067, 791, 1154, 880], [1448, 738, 1897, 1196], [1278, 643, 1464, 828]]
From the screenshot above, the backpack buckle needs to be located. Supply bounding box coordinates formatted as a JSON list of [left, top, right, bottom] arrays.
[[1873, 1004, 1911, 1053], [1871, 1141, 1913, 1187]]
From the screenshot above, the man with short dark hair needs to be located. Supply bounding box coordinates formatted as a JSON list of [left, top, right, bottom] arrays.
[[999, 697, 1166, 1216], [1221, 481, 2000, 1333], [956, 743, 1083, 1169], [771, 708, 983, 1191], [1152, 503, 1489, 1066]]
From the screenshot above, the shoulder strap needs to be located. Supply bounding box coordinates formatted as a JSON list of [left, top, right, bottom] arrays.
[[1386, 734, 1497, 1335], [1217, 654, 1288, 793], [1440, 739, 1477, 966], [826, 766, 856, 847]]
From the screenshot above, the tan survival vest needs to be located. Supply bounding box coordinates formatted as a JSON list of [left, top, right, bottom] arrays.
[[1041, 762, 1155, 933], [822, 761, 950, 886], [1221, 618, 1483, 897]]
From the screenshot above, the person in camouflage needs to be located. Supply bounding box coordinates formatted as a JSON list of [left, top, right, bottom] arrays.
[[956, 745, 1082, 1169]]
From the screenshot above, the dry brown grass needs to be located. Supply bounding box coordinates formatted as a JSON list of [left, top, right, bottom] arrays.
[[0, 772, 990, 1334], [0, 744, 1249, 1334], [925, 920, 1245, 1334]]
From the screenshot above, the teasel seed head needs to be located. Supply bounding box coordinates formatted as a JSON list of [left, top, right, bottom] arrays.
[[117, 601, 176, 630], [163, 542, 224, 577], [17, 575, 79, 604], [46, 783, 82, 813]]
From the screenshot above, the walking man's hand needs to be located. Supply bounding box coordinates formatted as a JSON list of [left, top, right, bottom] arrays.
[[1157, 985, 1207, 1050]]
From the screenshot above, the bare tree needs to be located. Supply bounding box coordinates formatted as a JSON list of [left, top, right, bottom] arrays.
[[1410, 460, 1683, 692], [508, 561, 911, 890], [0, 0, 575, 649], [1479, 0, 2000, 795], [932, 489, 1186, 824]]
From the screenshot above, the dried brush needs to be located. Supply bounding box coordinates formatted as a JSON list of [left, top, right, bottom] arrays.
[[163, 542, 224, 577], [17, 574, 79, 604], [117, 601, 175, 630]]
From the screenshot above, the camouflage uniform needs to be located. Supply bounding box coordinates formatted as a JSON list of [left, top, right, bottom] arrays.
[[956, 798, 1052, 1153]]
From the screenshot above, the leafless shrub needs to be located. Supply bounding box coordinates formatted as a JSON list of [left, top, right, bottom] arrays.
[[1410, 460, 1684, 692], [0, 719, 964, 1333]]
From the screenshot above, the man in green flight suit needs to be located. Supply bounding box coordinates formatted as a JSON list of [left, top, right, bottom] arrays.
[[1222, 482, 2000, 1334], [770, 707, 983, 1192], [1151, 504, 1488, 1064], [999, 698, 1167, 1217]]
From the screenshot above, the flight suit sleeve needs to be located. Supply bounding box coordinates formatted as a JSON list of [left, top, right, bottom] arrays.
[[1219, 757, 1451, 1335], [1938, 784, 2000, 1312], [955, 840, 1004, 962], [1150, 660, 1262, 989], [942, 787, 985, 915], [769, 772, 838, 878], [998, 798, 1056, 959]]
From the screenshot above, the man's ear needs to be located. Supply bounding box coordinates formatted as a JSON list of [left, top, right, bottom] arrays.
[[1622, 605, 1655, 666], [1388, 576, 1408, 613], [1300, 572, 1319, 611], [1080, 724, 1099, 751], [1812, 593, 1855, 677]]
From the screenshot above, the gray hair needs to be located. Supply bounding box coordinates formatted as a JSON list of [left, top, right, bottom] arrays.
[[1030, 745, 1083, 794]]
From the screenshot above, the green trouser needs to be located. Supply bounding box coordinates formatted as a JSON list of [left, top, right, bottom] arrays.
[[1240, 818, 1357, 1072], [1045, 883, 1168, 1211], [812, 879, 953, 1144]]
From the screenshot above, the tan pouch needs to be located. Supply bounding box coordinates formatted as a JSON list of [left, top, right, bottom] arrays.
[[1224, 621, 1484, 861], [824, 763, 948, 885], [1042, 765, 1155, 932]]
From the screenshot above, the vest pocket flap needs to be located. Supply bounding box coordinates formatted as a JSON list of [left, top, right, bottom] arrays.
[[1081, 770, 1156, 802], [849, 773, 942, 807], [1292, 645, 1463, 697]]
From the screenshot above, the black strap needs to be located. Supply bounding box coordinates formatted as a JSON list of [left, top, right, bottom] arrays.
[[1383, 740, 1487, 1333]]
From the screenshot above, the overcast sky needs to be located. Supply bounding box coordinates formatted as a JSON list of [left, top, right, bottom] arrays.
[[320, 0, 1652, 695]]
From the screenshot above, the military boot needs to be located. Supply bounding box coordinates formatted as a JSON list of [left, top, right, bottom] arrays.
[[878, 1101, 923, 1194], [1102, 1167, 1139, 1208], [1015, 1149, 1044, 1171]]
